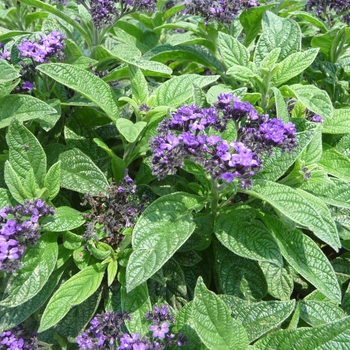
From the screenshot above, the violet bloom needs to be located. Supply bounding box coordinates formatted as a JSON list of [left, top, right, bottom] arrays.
[[22, 81, 34, 91], [150, 322, 169, 339]]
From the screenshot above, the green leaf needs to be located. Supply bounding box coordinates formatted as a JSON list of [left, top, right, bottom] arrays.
[[301, 124, 323, 164], [38, 263, 106, 333], [41, 206, 85, 232], [59, 148, 109, 195], [116, 119, 147, 143], [319, 143, 350, 182], [255, 316, 350, 349], [0, 264, 65, 333], [0, 233, 58, 308], [0, 59, 20, 82], [7, 119, 46, 187], [226, 64, 259, 83], [254, 128, 315, 181], [192, 277, 248, 350], [213, 242, 268, 300], [272, 49, 319, 87], [221, 295, 295, 342], [259, 262, 294, 300], [272, 87, 289, 123], [300, 300, 346, 326], [126, 193, 203, 292], [254, 11, 301, 66], [107, 260, 118, 287], [322, 109, 350, 134], [129, 64, 148, 105], [4, 161, 29, 202], [149, 74, 219, 108], [261, 215, 341, 304], [247, 180, 341, 251], [44, 161, 61, 200], [56, 289, 101, 339], [215, 208, 282, 266], [37, 64, 119, 121], [0, 95, 57, 128], [288, 84, 333, 119], [292, 11, 328, 33], [260, 48, 281, 69], [218, 31, 249, 67]]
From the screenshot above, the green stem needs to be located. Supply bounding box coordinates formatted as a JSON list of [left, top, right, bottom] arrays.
[[210, 179, 219, 219]]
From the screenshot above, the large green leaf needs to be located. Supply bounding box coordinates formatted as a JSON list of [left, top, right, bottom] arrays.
[[272, 49, 318, 87], [218, 31, 249, 67], [148, 74, 219, 108], [215, 208, 282, 266], [255, 316, 350, 349], [322, 109, 350, 134], [7, 119, 46, 187], [246, 180, 341, 251], [59, 148, 109, 195], [0, 59, 20, 83], [0, 95, 57, 128], [126, 193, 203, 292], [319, 143, 350, 182], [129, 64, 148, 105], [37, 64, 119, 121], [0, 233, 58, 308], [192, 277, 248, 350], [261, 215, 341, 304], [116, 119, 147, 143], [4, 161, 30, 202], [254, 11, 301, 66], [288, 84, 333, 119], [38, 263, 106, 332], [221, 295, 295, 342]]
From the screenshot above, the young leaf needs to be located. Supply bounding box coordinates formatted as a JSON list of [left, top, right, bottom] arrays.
[[218, 31, 249, 67], [37, 64, 119, 121], [38, 263, 106, 333], [246, 180, 341, 251], [59, 148, 109, 195], [261, 215, 341, 304], [129, 64, 148, 105], [0, 233, 58, 308], [107, 260, 118, 287], [192, 277, 248, 350], [7, 119, 46, 187], [116, 119, 147, 143], [126, 193, 203, 292], [221, 295, 295, 342], [44, 161, 61, 200], [4, 161, 30, 203], [215, 208, 282, 266], [272, 87, 289, 123]]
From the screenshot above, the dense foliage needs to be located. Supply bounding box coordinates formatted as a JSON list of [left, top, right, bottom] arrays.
[[0, 0, 350, 349]]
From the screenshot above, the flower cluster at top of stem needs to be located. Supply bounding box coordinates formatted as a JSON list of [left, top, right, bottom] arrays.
[[77, 305, 187, 349], [17, 30, 66, 63], [0, 199, 55, 273], [1, 325, 39, 350], [305, 0, 350, 24], [81, 171, 147, 246], [182, 0, 260, 24], [150, 93, 298, 189]]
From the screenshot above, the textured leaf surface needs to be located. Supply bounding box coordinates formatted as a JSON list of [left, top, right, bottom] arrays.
[[322, 109, 350, 134], [255, 11, 301, 65], [272, 87, 289, 123], [7, 119, 46, 186], [44, 161, 61, 200], [0, 60, 20, 82], [272, 49, 318, 87], [59, 148, 109, 195], [255, 316, 350, 349], [0, 233, 58, 308], [215, 208, 282, 265], [116, 119, 147, 143], [319, 143, 350, 182], [39, 264, 106, 332], [221, 295, 295, 341], [261, 216, 341, 304], [226, 65, 258, 82], [218, 31, 249, 67], [126, 193, 202, 292], [192, 277, 248, 350], [149, 74, 219, 107], [289, 84, 333, 119], [37, 64, 119, 121], [0, 95, 57, 128], [129, 64, 148, 104], [247, 180, 341, 250], [4, 161, 29, 202]]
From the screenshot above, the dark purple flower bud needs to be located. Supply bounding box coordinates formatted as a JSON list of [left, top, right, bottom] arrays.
[[22, 81, 34, 91], [309, 114, 324, 123]]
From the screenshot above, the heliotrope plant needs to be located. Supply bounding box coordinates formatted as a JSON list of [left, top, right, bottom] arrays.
[[1, 0, 350, 349]]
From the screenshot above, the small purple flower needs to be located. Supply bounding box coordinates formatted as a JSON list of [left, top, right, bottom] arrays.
[[150, 322, 169, 339], [309, 114, 324, 123], [22, 81, 34, 91]]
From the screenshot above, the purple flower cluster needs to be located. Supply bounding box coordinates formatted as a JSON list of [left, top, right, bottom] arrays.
[[183, 0, 260, 24], [1, 325, 38, 349], [0, 42, 10, 60], [0, 199, 54, 273], [77, 306, 187, 350], [306, 0, 350, 24], [17, 30, 66, 63], [89, 0, 120, 29], [81, 171, 147, 246]]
